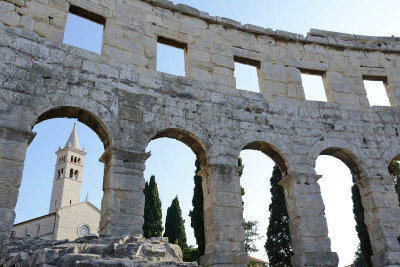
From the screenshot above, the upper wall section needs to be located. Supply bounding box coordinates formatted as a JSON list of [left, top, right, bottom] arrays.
[[2, 0, 400, 109]]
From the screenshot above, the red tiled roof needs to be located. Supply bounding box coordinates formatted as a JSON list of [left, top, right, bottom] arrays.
[[249, 256, 267, 264]]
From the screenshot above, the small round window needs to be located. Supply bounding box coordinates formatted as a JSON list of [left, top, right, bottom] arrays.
[[78, 224, 90, 237]]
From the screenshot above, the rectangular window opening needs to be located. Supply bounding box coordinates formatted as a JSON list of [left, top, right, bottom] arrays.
[[363, 76, 390, 107], [156, 37, 186, 77], [63, 6, 105, 54], [300, 70, 327, 102], [234, 56, 260, 93]]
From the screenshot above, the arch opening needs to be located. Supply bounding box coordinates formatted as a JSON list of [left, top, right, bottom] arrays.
[[315, 148, 368, 266], [13, 117, 105, 241], [387, 157, 400, 206], [144, 128, 208, 261], [239, 141, 292, 263]]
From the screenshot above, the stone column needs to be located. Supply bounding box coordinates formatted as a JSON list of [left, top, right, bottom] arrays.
[[0, 126, 35, 263], [323, 71, 370, 108], [385, 74, 400, 107], [356, 175, 400, 266], [279, 172, 339, 266], [99, 147, 148, 236], [199, 163, 248, 267]]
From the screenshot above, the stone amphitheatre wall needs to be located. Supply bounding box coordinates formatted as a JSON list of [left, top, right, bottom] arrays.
[[1, 0, 400, 266]]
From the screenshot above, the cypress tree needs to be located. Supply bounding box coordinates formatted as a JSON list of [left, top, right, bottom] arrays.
[[143, 175, 163, 238], [164, 196, 187, 249], [189, 158, 205, 256], [265, 165, 293, 266], [351, 181, 373, 267], [353, 244, 368, 267]]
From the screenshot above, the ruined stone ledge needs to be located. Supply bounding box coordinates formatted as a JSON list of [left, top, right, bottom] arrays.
[[3, 235, 198, 266], [141, 0, 400, 52]]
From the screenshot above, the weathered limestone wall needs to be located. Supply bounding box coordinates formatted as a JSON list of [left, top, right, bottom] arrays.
[[54, 202, 100, 240], [12, 214, 56, 239], [1, 0, 400, 266]]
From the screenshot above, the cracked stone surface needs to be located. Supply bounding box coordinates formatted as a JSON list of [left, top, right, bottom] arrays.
[[3, 235, 197, 266]]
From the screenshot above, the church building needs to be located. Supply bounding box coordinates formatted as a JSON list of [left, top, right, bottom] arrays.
[[12, 123, 100, 240]]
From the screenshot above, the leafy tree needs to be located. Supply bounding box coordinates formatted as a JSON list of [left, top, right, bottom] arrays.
[[351, 180, 373, 267], [265, 165, 293, 266], [353, 244, 368, 267], [244, 220, 261, 253], [388, 160, 400, 205], [182, 247, 199, 262], [143, 175, 163, 238], [164, 196, 187, 249], [189, 158, 205, 257]]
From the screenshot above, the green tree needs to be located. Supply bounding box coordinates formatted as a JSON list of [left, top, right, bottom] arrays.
[[164, 196, 187, 249], [353, 244, 368, 267], [189, 158, 205, 257], [265, 165, 293, 266], [388, 160, 400, 205], [244, 220, 261, 253], [351, 180, 373, 267], [143, 175, 163, 238], [182, 247, 199, 262]]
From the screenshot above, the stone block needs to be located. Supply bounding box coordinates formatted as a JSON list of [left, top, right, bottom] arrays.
[[0, 12, 20, 27]]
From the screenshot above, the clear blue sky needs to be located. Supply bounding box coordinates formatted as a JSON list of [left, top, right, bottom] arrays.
[[15, 1, 400, 266]]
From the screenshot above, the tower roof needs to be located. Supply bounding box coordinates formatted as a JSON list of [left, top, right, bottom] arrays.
[[64, 123, 80, 150]]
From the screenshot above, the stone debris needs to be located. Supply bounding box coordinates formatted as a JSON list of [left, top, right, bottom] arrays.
[[3, 235, 198, 266]]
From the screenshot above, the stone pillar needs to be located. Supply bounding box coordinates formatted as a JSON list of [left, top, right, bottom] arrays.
[[99, 147, 147, 236], [199, 163, 248, 267], [0, 126, 35, 263], [385, 74, 400, 107], [279, 172, 339, 266], [356, 175, 400, 266], [323, 71, 370, 108]]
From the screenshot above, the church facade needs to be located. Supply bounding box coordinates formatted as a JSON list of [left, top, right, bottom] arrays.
[[12, 124, 100, 241]]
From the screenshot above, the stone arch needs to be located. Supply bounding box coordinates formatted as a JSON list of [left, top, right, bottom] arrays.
[[319, 147, 363, 177], [234, 132, 292, 176], [240, 141, 290, 176], [150, 128, 209, 165], [309, 139, 367, 178], [33, 106, 112, 149]]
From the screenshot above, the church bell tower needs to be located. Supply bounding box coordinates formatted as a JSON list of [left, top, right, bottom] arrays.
[[49, 123, 87, 213]]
